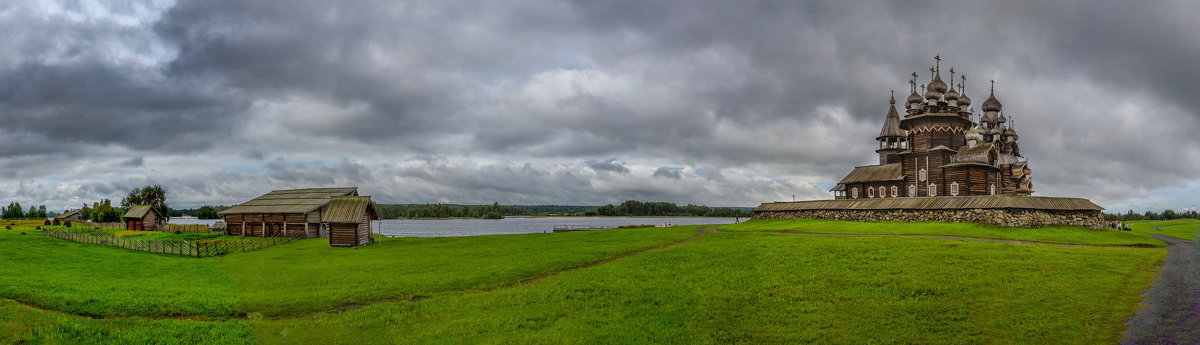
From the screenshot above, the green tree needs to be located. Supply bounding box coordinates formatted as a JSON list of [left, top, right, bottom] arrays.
[[121, 185, 170, 224], [2, 202, 23, 219], [195, 206, 220, 219]]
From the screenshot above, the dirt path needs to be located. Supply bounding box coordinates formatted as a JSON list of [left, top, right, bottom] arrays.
[[762, 231, 1155, 247], [1122, 233, 1200, 345]]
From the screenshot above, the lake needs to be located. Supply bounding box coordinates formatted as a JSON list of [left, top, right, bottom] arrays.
[[169, 216, 741, 237]]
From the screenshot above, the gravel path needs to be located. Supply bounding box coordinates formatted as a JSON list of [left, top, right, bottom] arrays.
[[1122, 233, 1200, 345]]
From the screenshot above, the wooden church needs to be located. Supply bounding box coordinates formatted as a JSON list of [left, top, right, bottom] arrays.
[[832, 56, 1034, 200]]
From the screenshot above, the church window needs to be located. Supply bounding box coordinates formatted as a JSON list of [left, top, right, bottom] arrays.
[[867, 187, 875, 198], [890, 186, 898, 197], [852, 188, 859, 199], [908, 184, 916, 197], [879, 186, 886, 198], [919, 169, 928, 182], [989, 184, 996, 195], [950, 182, 960, 196], [928, 184, 937, 196]]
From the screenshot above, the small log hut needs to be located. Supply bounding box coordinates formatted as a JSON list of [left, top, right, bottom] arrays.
[[55, 209, 86, 223], [123, 205, 161, 231], [219, 187, 379, 247]]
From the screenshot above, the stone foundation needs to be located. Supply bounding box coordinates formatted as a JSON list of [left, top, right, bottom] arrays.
[[753, 208, 1105, 230]]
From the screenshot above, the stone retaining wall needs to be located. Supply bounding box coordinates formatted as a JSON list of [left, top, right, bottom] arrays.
[[753, 208, 1105, 230]]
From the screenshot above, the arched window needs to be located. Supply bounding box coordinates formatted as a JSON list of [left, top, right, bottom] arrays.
[[918, 168, 928, 182], [950, 182, 960, 196], [890, 186, 899, 197], [928, 184, 938, 196], [867, 187, 875, 198], [908, 184, 916, 197], [852, 187, 859, 199], [879, 186, 886, 198], [989, 184, 996, 195]]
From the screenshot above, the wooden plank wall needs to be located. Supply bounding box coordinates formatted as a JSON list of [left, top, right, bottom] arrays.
[[330, 224, 357, 246]]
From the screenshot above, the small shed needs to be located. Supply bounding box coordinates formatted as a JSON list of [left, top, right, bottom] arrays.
[[322, 196, 379, 247], [123, 205, 161, 231], [55, 209, 86, 223]]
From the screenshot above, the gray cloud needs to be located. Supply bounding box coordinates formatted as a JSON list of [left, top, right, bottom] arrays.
[[0, 0, 1198, 211], [653, 167, 682, 180], [587, 159, 630, 175]]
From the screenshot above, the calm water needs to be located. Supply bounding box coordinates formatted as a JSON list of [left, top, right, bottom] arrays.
[[378, 217, 740, 237], [170, 217, 740, 237]]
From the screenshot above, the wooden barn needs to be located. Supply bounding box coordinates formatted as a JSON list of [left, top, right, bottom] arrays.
[[218, 187, 379, 247], [123, 205, 161, 231], [55, 209, 85, 223]]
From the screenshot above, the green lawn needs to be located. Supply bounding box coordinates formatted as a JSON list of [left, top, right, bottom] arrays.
[[1126, 219, 1200, 240], [722, 218, 1163, 247], [0, 219, 1173, 344], [220, 226, 701, 316], [0, 227, 241, 318], [0, 299, 250, 345], [254, 232, 1165, 345]]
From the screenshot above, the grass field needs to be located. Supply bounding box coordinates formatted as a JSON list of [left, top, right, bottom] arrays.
[[721, 218, 1165, 246], [255, 233, 1163, 344], [1126, 219, 1200, 240], [0, 219, 1172, 344]]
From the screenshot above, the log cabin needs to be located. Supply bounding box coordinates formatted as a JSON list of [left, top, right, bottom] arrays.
[[123, 205, 161, 231], [218, 187, 379, 247]]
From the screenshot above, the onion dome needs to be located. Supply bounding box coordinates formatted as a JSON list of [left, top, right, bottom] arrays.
[[1003, 126, 1018, 139], [929, 73, 948, 94], [944, 87, 959, 102], [989, 126, 1003, 136], [907, 90, 923, 105], [965, 125, 984, 142], [982, 81, 1002, 113], [996, 111, 1007, 124], [958, 92, 972, 108]]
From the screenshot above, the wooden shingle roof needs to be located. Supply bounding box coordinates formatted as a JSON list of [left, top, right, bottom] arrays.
[[321, 196, 379, 223], [837, 163, 904, 184], [123, 205, 155, 219], [755, 196, 1103, 212], [219, 187, 358, 215]]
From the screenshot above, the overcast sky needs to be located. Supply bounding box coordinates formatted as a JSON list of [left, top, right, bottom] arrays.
[[1, 1, 1198, 212]]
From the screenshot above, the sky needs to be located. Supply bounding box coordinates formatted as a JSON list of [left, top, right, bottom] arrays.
[[1, 0, 1198, 212]]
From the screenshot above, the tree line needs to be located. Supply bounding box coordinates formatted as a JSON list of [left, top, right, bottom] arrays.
[[593, 200, 752, 217], [1, 202, 48, 219], [377, 203, 507, 219], [1103, 209, 1200, 221]]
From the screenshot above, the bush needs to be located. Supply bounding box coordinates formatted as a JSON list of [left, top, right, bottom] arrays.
[[482, 212, 504, 219]]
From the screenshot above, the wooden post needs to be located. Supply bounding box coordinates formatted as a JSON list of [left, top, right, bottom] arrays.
[[262, 221, 266, 237], [304, 222, 309, 239]]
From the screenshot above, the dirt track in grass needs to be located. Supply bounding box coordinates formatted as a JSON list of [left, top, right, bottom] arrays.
[[1122, 233, 1200, 345]]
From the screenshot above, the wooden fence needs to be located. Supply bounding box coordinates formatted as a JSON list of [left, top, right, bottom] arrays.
[[161, 224, 214, 233], [42, 228, 303, 257]]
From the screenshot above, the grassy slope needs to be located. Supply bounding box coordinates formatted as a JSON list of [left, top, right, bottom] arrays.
[[0, 300, 250, 345], [722, 219, 1163, 247], [1127, 219, 1200, 241], [255, 232, 1165, 345], [0, 227, 240, 317], [220, 226, 700, 316]]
